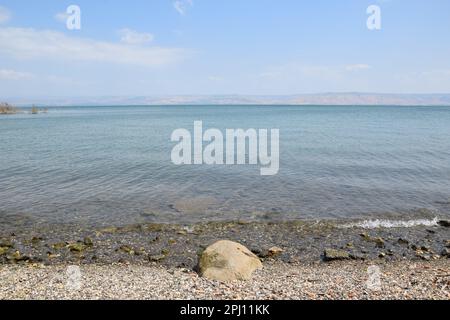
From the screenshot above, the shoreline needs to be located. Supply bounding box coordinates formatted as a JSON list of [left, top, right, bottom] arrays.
[[1, 219, 449, 299], [1, 219, 449, 267]]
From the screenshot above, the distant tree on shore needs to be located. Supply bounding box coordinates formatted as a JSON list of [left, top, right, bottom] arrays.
[[31, 105, 39, 114], [0, 102, 19, 114]]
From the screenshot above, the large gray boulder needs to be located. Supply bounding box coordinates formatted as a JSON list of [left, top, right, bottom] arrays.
[[198, 240, 263, 281]]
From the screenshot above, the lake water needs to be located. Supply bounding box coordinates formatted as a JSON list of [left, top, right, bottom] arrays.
[[1, 105, 450, 227]]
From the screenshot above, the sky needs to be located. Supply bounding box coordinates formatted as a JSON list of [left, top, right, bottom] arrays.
[[0, 0, 449, 98]]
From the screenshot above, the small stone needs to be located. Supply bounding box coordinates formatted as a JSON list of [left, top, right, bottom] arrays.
[[360, 233, 385, 248], [268, 246, 284, 256], [83, 237, 93, 246], [149, 254, 166, 262], [441, 248, 450, 257], [398, 238, 409, 245], [374, 238, 385, 248], [379, 252, 386, 258], [6, 250, 29, 262], [119, 245, 135, 255], [31, 236, 43, 244], [445, 240, 450, 248], [0, 247, 10, 255], [0, 240, 13, 248], [324, 248, 351, 261], [52, 242, 67, 250], [67, 243, 87, 253], [438, 220, 450, 227]]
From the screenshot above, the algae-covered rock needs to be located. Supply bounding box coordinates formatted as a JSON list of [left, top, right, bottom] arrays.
[[52, 242, 67, 250], [67, 242, 87, 253], [198, 240, 262, 281], [324, 248, 351, 261], [83, 237, 93, 246], [149, 254, 166, 262], [0, 247, 10, 255]]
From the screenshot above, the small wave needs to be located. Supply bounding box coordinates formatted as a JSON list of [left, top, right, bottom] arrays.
[[340, 217, 439, 229]]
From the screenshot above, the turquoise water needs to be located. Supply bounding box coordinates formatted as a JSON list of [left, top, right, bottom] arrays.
[[1, 105, 450, 226]]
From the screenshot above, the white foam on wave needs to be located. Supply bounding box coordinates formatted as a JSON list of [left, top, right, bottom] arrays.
[[341, 217, 439, 229]]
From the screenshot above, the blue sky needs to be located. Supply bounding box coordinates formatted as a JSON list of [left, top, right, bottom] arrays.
[[0, 0, 449, 98]]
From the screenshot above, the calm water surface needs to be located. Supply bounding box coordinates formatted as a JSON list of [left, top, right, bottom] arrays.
[[1, 105, 450, 227]]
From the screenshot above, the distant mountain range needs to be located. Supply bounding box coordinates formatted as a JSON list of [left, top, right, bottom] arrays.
[[6, 93, 450, 107]]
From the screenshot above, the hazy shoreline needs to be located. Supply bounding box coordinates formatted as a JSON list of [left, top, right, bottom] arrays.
[[5, 93, 450, 107]]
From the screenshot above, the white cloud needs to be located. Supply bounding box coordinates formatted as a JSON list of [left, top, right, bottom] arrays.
[[345, 64, 372, 71], [0, 69, 34, 80], [118, 28, 154, 45], [208, 76, 223, 81], [173, 0, 193, 15], [0, 27, 190, 68], [0, 6, 11, 24], [259, 63, 372, 80]]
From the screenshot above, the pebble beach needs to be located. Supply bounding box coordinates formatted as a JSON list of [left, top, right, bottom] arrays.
[[0, 219, 449, 300], [1, 260, 449, 300]]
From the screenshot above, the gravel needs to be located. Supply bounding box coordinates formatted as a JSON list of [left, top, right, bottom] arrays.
[[1, 260, 448, 300]]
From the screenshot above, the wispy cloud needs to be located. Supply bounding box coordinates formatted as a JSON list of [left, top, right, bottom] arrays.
[[0, 27, 191, 68], [345, 64, 372, 71], [173, 0, 193, 15], [0, 6, 11, 24], [0, 69, 34, 80], [118, 28, 154, 45], [259, 63, 372, 80]]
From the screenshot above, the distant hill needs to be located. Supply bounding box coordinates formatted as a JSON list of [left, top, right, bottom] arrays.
[[5, 93, 450, 107]]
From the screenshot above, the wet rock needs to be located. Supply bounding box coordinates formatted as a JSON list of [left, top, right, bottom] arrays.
[[438, 220, 450, 227], [83, 237, 93, 246], [198, 240, 263, 281], [0, 239, 13, 248], [0, 247, 10, 255], [415, 249, 432, 261], [149, 254, 166, 262], [323, 248, 351, 261], [6, 250, 29, 263], [445, 240, 450, 248], [360, 233, 385, 248], [31, 237, 43, 245], [349, 253, 366, 260], [119, 245, 135, 255], [67, 242, 87, 253], [52, 242, 67, 250], [441, 248, 450, 258], [268, 246, 284, 256]]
